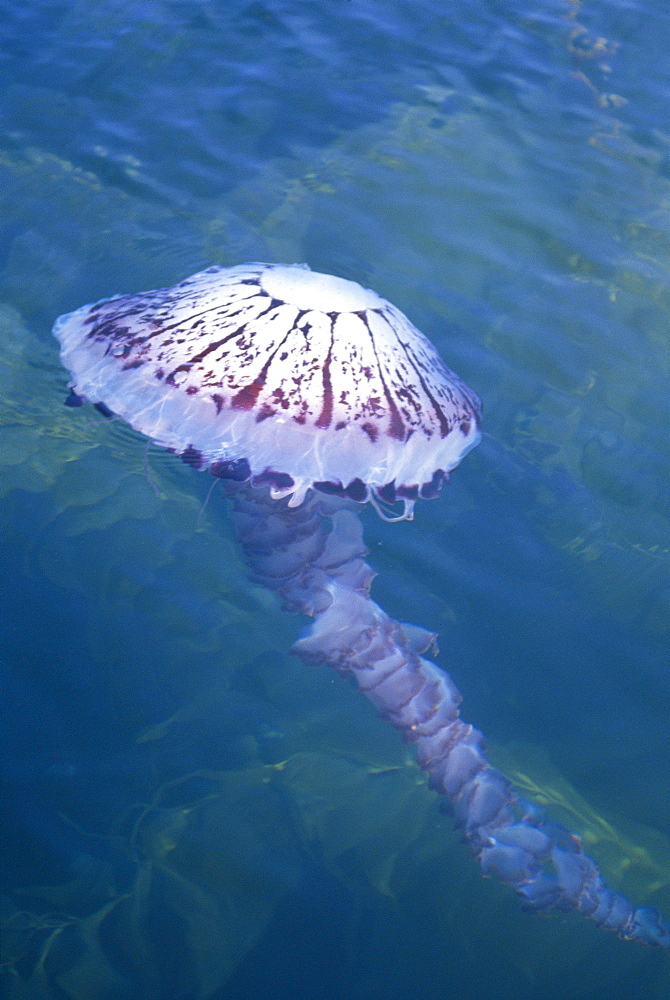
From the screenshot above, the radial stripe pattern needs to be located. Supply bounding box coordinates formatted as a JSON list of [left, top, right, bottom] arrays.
[[54, 263, 481, 516]]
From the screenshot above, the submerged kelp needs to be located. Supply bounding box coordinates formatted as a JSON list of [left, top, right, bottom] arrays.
[[4, 728, 669, 1000], [2, 767, 300, 1000]]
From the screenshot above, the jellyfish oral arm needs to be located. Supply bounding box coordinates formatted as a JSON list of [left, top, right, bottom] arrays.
[[229, 483, 670, 950]]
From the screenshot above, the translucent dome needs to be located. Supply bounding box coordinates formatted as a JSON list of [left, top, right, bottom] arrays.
[[54, 263, 481, 518]]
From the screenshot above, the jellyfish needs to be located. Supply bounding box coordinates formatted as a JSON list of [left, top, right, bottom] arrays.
[[53, 262, 669, 949]]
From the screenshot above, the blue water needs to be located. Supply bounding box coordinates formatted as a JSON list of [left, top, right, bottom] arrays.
[[1, 1, 668, 998]]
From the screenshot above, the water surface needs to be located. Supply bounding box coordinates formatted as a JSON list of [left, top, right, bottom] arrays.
[[1, 2, 669, 998]]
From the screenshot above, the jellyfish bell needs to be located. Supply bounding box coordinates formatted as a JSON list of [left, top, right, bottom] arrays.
[[53, 263, 481, 519]]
